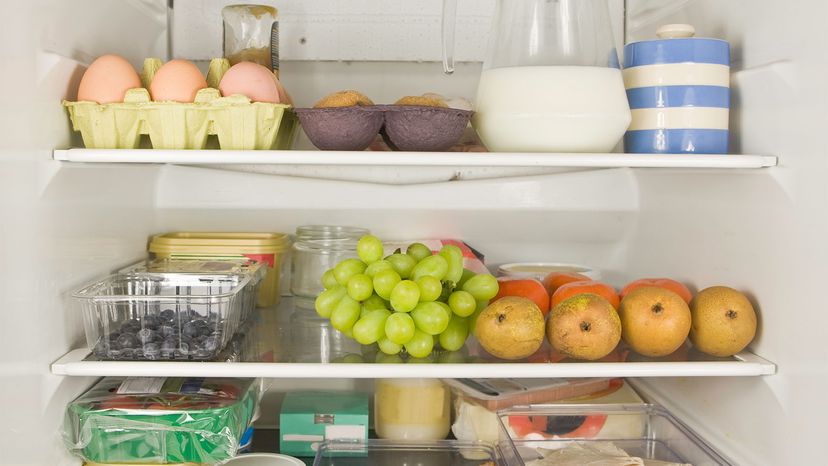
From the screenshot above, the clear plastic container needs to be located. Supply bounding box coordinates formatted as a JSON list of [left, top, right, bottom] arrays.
[[497, 403, 732, 465], [313, 439, 501, 466], [65, 377, 260, 464], [119, 258, 266, 324], [375, 379, 451, 441], [74, 272, 254, 360], [149, 232, 291, 307]]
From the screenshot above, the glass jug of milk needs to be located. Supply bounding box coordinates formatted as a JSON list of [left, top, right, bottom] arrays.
[[443, 0, 631, 152]]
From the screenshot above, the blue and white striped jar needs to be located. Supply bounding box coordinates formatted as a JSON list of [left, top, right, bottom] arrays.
[[623, 24, 730, 154]]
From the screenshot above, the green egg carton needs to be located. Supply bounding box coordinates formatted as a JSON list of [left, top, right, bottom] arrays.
[[64, 58, 298, 150]]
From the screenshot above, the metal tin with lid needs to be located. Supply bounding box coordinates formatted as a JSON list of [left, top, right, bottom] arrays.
[[623, 24, 730, 154]]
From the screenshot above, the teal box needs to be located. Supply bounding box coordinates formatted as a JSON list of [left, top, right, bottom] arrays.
[[279, 392, 369, 457]]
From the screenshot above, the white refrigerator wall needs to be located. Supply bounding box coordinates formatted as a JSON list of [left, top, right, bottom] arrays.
[[0, 1, 167, 465], [625, 1, 828, 465]]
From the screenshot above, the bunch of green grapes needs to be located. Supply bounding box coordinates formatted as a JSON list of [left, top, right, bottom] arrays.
[[314, 235, 498, 358]]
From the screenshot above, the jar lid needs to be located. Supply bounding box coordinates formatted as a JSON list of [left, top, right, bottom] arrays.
[[624, 24, 729, 68], [295, 225, 370, 241]]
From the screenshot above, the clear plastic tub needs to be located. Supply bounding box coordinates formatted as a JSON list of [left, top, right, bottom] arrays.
[[313, 439, 502, 466], [74, 272, 254, 360], [497, 403, 731, 465], [119, 258, 266, 324]]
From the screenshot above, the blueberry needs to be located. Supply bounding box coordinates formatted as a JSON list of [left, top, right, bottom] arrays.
[[136, 328, 157, 344], [133, 349, 144, 359], [108, 349, 122, 359], [179, 341, 191, 355], [120, 318, 141, 332], [120, 348, 135, 359], [182, 321, 200, 339], [143, 342, 160, 356], [160, 309, 175, 321], [142, 315, 161, 329], [193, 349, 212, 359], [202, 336, 219, 353], [116, 333, 139, 349], [158, 325, 175, 338]]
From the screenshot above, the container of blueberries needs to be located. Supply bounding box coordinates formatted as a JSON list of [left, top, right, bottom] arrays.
[[74, 264, 260, 361], [119, 258, 266, 324]]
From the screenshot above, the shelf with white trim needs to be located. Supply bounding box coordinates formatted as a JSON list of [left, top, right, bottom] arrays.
[[53, 149, 778, 184], [51, 298, 777, 379]]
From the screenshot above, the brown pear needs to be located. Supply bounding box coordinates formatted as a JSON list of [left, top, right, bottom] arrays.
[[619, 286, 691, 357], [546, 294, 621, 361], [690, 286, 757, 357], [475, 297, 545, 360]]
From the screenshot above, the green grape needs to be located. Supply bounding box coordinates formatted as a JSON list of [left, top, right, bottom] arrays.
[[352, 309, 390, 345], [362, 293, 389, 311], [406, 242, 433, 262], [330, 296, 360, 332], [410, 254, 448, 281], [404, 329, 435, 359], [435, 301, 453, 315], [456, 268, 476, 288], [315, 285, 347, 318], [416, 276, 442, 302], [365, 259, 393, 277], [476, 299, 489, 311], [334, 259, 367, 286], [357, 235, 384, 264], [461, 273, 499, 301], [386, 253, 417, 279], [439, 315, 469, 352], [448, 290, 477, 317], [438, 244, 464, 284], [373, 269, 401, 300], [410, 301, 450, 335], [390, 280, 420, 313], [384, 312, 416, 345], [377, 337, 403, 355], [321, 269, 338, 289], [347, 273, 374, 301]]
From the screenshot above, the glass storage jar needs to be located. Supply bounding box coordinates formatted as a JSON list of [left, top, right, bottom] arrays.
[[290, 226, 369, 299]]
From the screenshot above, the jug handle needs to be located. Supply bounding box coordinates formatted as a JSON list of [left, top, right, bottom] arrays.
[[442, 0, 457, 74]]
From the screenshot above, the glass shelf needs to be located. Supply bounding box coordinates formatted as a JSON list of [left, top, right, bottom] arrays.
[[52, 298, 776, 379]]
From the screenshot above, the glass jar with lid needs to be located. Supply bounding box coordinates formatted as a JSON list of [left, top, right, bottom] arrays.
[[290, 226, 370, 299]]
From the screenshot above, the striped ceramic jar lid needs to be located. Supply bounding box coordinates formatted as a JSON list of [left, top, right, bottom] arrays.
[[622, 24, 730, 154]]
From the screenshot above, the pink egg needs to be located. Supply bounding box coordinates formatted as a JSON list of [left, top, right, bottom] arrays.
[[149, 59, 208, 103], [77, 55, 142, 104], [218, 61, 282, 103]]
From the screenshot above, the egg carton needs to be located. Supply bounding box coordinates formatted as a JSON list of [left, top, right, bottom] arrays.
[[64, 58, 298, 150]]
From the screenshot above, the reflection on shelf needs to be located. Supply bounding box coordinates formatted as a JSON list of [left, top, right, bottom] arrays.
[[50, 297, 776, 378]]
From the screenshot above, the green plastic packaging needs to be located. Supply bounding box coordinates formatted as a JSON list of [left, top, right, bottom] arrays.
[[64, 58, 298, 150], [64, 377, 261, 464]]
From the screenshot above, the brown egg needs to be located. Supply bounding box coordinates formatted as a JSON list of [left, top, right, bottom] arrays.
[[77, 55, 142, 104], [149, 59, 208, 103], [218, 61, 281, 103]]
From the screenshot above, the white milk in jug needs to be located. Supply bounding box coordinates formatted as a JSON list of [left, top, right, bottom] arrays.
[[473, 66, 631, 153]]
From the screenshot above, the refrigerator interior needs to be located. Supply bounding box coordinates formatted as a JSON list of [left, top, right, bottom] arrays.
[[0, 0, 824, 465]]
